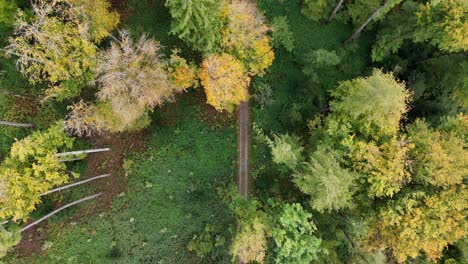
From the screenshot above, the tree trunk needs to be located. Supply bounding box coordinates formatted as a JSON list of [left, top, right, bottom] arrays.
[[0, 121, 35, 128], [327, 0, 345, 24], [39, 174, 110, 196], [20, 193, 102, 232], [343, 1, 389, 45], [56, 148, 110, 161]]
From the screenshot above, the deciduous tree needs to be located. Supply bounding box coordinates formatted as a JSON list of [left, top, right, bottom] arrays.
[[69, 0, 119, 42], [330, 69, 410, 138], [198, 53, 249, 112], [372, 0, 468, 61], [223, 0, 274, 76], [0, 122, 76, 221], [271, 203, 322, 263], [5, 0, 97, 100], [293, 147, 355, 212], [94, 31, 177, 132]]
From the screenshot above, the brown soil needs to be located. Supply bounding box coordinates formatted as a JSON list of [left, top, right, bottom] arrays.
[[110, 0, 134, 20]]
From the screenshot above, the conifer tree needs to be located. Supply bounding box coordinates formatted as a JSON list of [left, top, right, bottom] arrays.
[[166, 0, 225, 53]]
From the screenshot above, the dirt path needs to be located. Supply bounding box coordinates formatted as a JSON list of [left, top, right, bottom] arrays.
[[237, 101, 249, 198]]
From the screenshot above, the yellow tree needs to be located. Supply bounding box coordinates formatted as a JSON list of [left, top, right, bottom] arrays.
[[199, 53, 249, 112], [69, 0, 119, 42], [361, 115, 468, 262], [0, 123, 75, 221], [4, 0, 118, 100], [223, 0, 274, 76]]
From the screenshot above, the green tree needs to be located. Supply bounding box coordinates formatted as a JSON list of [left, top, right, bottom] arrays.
[[301, 0, 334, 22], [271, 203, 322, 264], [166, 0, 225, 53], [0, 0, 16, 26], [270, 16, 294, 52], [293, 147, 355, 212], [372, 0, 468, 62], [330, 69, 410, 138], [0, 225, 21, 258], [267, 134, 303, 170], [302, 49, 341, 82], [344, 0, 404, 44]]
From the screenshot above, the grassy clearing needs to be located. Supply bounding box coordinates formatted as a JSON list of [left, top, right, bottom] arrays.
[[8, 94, 236, 263]]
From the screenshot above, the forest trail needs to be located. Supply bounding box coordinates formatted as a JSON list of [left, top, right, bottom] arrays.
[[237, 100, 249, 198]]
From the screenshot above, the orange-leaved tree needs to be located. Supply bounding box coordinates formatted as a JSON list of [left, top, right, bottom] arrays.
[[199, 53, 249, 112]]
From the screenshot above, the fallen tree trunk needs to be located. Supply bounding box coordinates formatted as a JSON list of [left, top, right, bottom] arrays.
[[0, 121, 35, 128], [343, 1, 389, 45], [40, 174, 111, 196], [20, 193, 102, 232]]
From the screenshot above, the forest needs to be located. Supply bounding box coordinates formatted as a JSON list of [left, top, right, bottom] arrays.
[[0, 0, 466, 263]]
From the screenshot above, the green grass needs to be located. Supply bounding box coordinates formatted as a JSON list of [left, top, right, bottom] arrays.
[[8, 95, 236, 263]]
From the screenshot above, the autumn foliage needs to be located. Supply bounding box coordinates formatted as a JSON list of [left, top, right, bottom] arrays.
[[223, 0, 274, 76], [199, 53, 249, 112], [0, 123, 76, 221]]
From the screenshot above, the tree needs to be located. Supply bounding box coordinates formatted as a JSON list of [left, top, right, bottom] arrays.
[[363, 187, 467, 263], [344, 0, 403, 44], [64, 100, 97, 137], [407, 118, 467, 188], [166, 0, 225, 53], [0, 122, 76, 221], [0, 225, 20, 258], [415, 0, 467, 53], [293, 147, 355, 212], [372, 0, 468, 61], [4, 0, 97, 100], [344, 136, 411, 198], [198, 53, 249, 112], [222, 186, 268, 263], [223, 0, 274, 76], [270, 16, 294, 52], [302, 49, 341, 82], [0, 0, 16, 26], [69, 0, 119, 42], [167, 49, 198, 90], [93, 31, 178, 132], [301, 0, 334, 22], [330, 69, 410, 138], [271, 203, 322, 264], [231, 216, 268, 263], [267, 134, 303, 170]]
